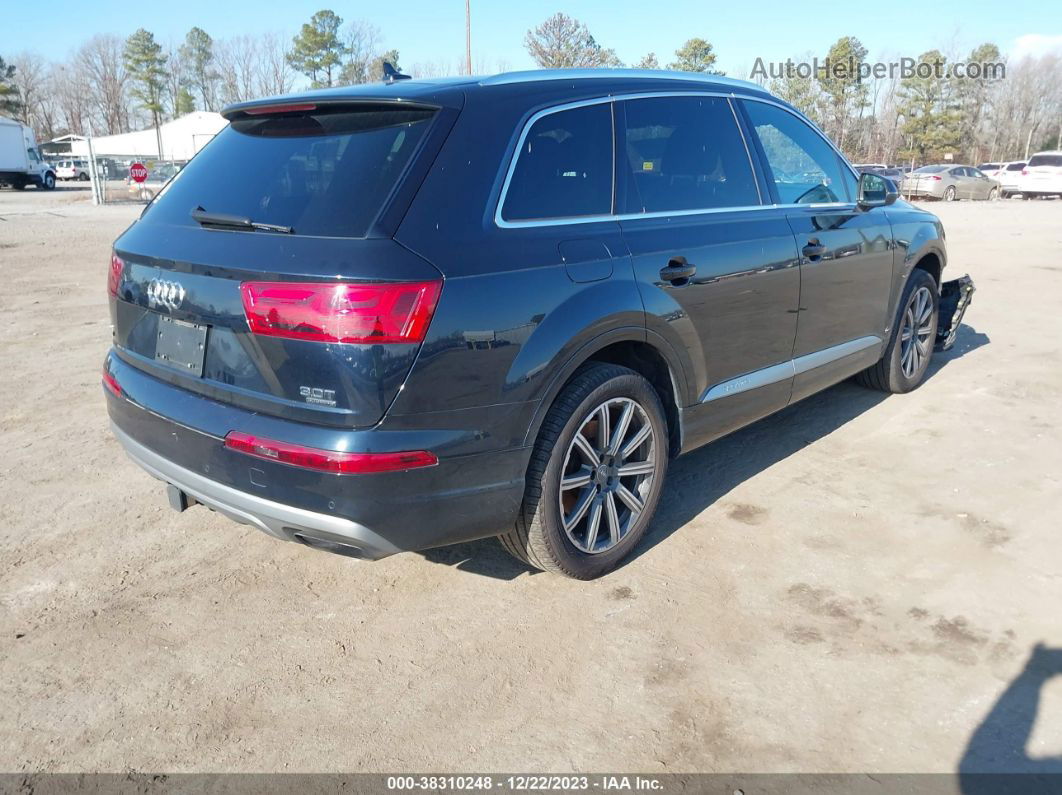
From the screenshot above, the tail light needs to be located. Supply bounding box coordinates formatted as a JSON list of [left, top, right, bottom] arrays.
[[240, 280, 442, 344], [102, 366, 122, 397], [107, 252, 124, 297], [224, 431, 437, 474], [1022, 168, 1029, 176], [929, 175, 942, 181]]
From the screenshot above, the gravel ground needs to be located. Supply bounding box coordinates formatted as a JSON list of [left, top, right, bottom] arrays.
[[1, 185, 1060, 773]]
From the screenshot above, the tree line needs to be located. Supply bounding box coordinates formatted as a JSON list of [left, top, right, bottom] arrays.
[[2, 10, 1059, 165], [761, 37, 1062, 165]]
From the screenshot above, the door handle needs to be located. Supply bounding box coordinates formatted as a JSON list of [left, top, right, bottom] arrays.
[[660, 258, 696, 284], [802, 242, 826, 261]]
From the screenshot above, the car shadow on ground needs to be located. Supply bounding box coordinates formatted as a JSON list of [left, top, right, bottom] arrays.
[[417, 323, 989, 580], [958, 643, 1062, 794]]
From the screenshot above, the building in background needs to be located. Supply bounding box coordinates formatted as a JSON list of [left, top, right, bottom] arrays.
[[44, 112, 227, 164]]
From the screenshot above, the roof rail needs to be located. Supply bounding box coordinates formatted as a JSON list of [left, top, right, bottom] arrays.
[[480, 68, 763, 92]]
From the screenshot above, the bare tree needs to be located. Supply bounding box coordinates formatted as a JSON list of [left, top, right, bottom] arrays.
[[10, 52, 57, 137], [524, 13, 622, 69], [75, 34, 129, 134], [215, 36, 259, 105], [337, 19, 381, 85], [257, 32, 296, 97]]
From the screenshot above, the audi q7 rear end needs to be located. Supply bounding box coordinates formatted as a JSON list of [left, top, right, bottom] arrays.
[[104, 85, 528, 561], [106, 70, 961, 579]]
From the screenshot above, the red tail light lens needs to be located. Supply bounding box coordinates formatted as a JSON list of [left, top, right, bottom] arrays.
[[102, 366, 122, 397], [108, 253, 124, 297], [929, 175, 942, 181], [1022, 168, 1029, 176], [224, 431, 437, 474], [240, 280, 442, 344]]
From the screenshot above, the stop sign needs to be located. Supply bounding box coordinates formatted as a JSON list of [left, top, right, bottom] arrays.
[[129, 162, 148, 183]]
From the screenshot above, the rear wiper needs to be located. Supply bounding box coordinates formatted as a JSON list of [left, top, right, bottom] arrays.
[[191, 207, 294, 234]]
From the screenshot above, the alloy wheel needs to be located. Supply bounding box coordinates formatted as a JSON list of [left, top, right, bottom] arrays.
[[558, 397, 657, 554], [900, 286, 934, 379]]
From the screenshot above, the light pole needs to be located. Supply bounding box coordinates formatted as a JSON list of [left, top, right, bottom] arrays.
[[465, 0, 472, 75]]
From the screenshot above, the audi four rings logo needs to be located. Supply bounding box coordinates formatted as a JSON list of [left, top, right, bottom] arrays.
[[147, 279, 186, 311]]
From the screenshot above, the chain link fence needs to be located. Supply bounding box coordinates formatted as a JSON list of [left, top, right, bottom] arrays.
[[85, 141, 187, 205]]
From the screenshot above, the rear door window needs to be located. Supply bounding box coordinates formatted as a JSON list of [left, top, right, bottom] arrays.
[[1028, 154, 1062, 168], [144, 104, 437, 238], [501, 103, 614, 222], [742, 100, 855, 204], [619, 95, 760, 214]]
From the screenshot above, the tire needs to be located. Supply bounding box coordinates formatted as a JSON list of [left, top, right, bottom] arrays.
[[856, 269, 939, 394], [987, 188, 998, 201], [79, 172, 89, 181], [499, 363, 669, 579], [942, 186, 956, 201], [41, 172, 55, 190]]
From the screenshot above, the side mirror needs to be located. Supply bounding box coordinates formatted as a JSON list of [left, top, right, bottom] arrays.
[[857, 171, 898, 209]]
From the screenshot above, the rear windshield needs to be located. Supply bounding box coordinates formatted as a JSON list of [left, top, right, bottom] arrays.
[[1028, 154, 1062, 168], [1006, 162, 1026, 170], [914, 166, 948, 174], [144, 104, 436, 237]]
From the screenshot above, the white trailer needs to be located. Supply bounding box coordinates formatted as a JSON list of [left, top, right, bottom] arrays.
[[0, 116, 56, 190]]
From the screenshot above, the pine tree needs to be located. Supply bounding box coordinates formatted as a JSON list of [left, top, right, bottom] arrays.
[[668, 39, 721, 74], [0, 56, 21, 116], [124, 29, 168, 139], [287, 10, 348, 88]]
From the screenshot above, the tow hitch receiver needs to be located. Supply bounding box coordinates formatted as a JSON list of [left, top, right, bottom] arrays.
[[936, 274, 975, 351]]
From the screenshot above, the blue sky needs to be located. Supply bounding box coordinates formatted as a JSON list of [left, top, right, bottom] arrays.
[[4, 0, 1060, 78]]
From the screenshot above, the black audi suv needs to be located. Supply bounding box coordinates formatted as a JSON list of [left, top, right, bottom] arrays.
[[104, 69, 972, 579]]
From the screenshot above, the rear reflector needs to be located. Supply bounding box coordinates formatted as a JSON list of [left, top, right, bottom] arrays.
[[102, 367, 122, 397], [240, 280, 442, 344], [224, 431, 437, 475], [108, 253, 124, 297]]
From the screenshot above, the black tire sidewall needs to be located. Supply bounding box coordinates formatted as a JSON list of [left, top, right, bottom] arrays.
[[535, 370, 668, 579]]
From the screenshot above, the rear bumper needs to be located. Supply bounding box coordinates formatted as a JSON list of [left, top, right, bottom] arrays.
[[113, 424, 403, 560], [105, 352, 532, 559]]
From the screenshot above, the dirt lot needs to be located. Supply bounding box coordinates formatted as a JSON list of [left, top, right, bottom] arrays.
[[1, 185, 1060, 774]]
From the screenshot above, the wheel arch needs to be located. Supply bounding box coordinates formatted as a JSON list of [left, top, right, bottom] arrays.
[[521, 329, 688, 459]]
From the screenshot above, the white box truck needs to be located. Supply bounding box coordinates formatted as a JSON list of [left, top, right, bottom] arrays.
[[0, 116, 56, 190]]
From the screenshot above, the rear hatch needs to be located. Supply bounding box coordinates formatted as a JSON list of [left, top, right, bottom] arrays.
[[110, 100, 452, 429]]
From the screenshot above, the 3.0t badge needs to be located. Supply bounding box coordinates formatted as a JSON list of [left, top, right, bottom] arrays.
[[147, 279, 186, 311]]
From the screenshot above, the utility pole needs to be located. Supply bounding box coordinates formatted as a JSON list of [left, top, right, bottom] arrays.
[[465, 0, 472, 75]]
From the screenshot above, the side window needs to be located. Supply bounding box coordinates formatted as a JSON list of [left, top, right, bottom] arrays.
[[742, 100, 856, 204], [619, 96, 760, 213], [501, 103, 614, 222]]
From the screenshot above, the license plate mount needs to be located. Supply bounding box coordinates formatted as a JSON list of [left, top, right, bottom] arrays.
[[155, 315, 208, 376]]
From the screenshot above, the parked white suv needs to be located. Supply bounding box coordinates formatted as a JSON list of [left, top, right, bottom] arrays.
[[57, 160, 90, 181], [1020, 152, 1062, 199]]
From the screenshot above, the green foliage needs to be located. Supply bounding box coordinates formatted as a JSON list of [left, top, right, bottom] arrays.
[[365, 50, 401, 83], [818, 36, 868, 148], [0, 55, 23, 116], [668, 38, 720, 74], [897, 49, 962, 162], [175, 87, 196, 115], [124, 29, 168, 122], [524, 13, 622, 69], [288, 9, 348, 88], [767, 69, 822, 126], [634, 53, 659, 70], [180, 27, 218, 112]]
